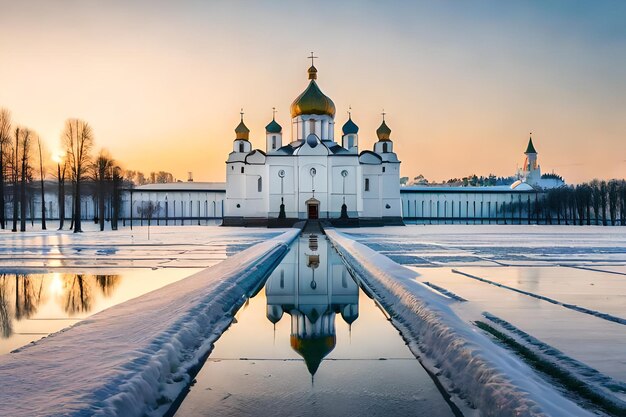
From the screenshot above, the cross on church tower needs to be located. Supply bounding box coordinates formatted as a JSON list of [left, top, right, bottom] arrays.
[[272, 107, 277, 120], [381, 109, 386, 121], [309, 52, 318, 67], [240, 108, 244, 121]]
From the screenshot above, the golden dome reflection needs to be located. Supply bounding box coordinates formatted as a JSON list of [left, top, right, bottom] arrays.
[[290, 334, 336, 376]]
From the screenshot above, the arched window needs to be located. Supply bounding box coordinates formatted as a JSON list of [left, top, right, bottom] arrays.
[[382, 166, 386, 173], [241, 166, 244, 174], [239, 142, 244, 152], [383, 143, 388, 153], [364, 178, 370, 192], [258, 177, 262, 192], [272, 136, 277, 149]]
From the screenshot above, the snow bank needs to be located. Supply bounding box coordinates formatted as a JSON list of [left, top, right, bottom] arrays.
[[326, 229, 593, 417], [0, 229, 299, 417]]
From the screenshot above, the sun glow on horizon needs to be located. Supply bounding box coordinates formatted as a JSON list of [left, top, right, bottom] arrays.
[[1, 1, 625, 184]]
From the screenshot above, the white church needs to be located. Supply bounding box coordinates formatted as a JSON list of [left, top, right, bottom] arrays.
[[223, 59, 403, 226]]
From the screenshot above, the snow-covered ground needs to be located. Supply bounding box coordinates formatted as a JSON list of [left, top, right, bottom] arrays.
[[0, 225, 298, 416], [333, 225, 626, 416], [0, 223, 281, 270]]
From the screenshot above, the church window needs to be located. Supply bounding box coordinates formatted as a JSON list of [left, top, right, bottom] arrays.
[[272, 136, 277, 149], [241, 167, 244, 174], [231, 166, 234, 170], [258, 177, 262, 192], [364, 178, 370, 191], [239, 143, 244, 152], [382, 167, 386, 173], [383, 143, 388, 153]]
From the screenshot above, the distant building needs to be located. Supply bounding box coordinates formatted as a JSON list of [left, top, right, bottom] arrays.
[[514, 135, 565, 190], [400, 136, 564, 223]]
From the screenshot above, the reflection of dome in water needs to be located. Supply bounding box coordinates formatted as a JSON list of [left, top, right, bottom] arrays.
[[290, 334, 336, 375], [341, 304, 359, 325], [266, 305, 283, 324]]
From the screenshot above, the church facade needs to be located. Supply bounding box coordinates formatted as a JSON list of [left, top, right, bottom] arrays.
[[223, 61, 402, 226]]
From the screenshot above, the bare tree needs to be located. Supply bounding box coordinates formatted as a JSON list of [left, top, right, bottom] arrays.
[[91, 150, 114, 231], [608, 180, 619, 226], [10, 127, 19, 232], [62, 119, 93, 233], [56, 154, 68, 230], [590, 179, 602, 225], [7, 127, 34, 232], [37, 137, 47, 230], [0, 109, 11, 230], [137, 201, 160, 239], [19, 129, 34, 232], [600, 180, 608, 226], [111, 165, 123, 230]]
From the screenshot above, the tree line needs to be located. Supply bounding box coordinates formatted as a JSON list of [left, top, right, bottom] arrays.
[[0, 109, 139, 232], [496, 179, 626, 226], [540, 180, 626, 226]]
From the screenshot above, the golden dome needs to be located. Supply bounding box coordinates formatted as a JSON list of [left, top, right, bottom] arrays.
[[290, 66, 336, 119], [235, 115, 250, 140], [376, 119, 391, 141]]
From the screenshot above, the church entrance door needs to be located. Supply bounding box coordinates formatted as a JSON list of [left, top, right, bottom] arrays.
[[305, 198, 320, 220], [307, 203, 318, 219]]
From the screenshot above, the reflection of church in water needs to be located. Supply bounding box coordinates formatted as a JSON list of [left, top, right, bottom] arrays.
[[265, 235, 359, 375]]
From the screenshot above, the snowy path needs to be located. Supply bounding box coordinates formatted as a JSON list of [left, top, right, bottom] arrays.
[[0, 229, 299, 417], [326, 229, 594, 417]]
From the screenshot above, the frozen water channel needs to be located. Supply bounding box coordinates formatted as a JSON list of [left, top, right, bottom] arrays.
[[174, 234, 458, 417]]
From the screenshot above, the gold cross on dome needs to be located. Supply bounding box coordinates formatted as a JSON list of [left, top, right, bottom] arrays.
[[240, 108, 244, 121], [381, 109, 386, 121], [309, 52, 318, 66]]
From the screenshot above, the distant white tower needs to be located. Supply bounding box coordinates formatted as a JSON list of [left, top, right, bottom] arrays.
[[522, 133, 541, 185]]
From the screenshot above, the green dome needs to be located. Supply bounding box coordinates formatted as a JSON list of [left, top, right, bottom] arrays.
[[376, 119, 391, 141], [290, 66, 336, 118], [342, 116, 359, 135], [265, 118, 282, 133]]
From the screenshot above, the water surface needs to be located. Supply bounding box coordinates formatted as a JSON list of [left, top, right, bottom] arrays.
[[0, 269, 199, 354]]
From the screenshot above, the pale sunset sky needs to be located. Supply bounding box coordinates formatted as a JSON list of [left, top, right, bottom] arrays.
[[1, 0, 625, 184]]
